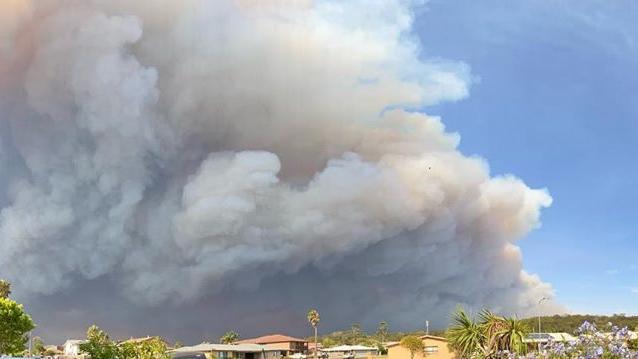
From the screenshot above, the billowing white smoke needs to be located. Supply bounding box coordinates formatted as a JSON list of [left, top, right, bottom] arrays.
[[1, 0, 561, 336]]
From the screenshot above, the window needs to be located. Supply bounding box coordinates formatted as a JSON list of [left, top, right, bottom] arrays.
[[424, 346, 439, 353]]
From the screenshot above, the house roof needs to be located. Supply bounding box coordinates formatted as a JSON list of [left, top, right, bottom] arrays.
[[386, 335, 448, 348], [236, 334, 307, 344], [171, 343, 280, 353]]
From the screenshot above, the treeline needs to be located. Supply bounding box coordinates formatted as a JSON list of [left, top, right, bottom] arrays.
[[520, 314, 638, 334], [314, 314, 638, 348], [313, 322, 445, 348]]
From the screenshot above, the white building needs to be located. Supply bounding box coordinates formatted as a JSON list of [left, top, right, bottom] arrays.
[[64, 339, 87, 356], [170, 343, 282, 359]]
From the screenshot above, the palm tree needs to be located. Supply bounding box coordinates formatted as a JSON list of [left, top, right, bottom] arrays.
[[479, 309, 506, 357], [307, 309, 320, 359], [448, 307, 529, 359], [0, 279, 11, 299], [494, 317, 528, 355], [220, 331, 240, 344], [448, 307, 486, 358]]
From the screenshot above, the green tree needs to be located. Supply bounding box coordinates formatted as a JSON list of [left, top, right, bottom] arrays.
[[120, 338, 169, 359], [376, 321, 389, 349], [400, 335, 424, 359], [32, 336, 45, 355], [322, 336, 337, 348], [307, 309, 320, 359], [376, 321, 390, 355], [0, 297, 36, 356], [79, 325, 120, 359], [220, 331, 240, 344], [0, 280, 10, 299]]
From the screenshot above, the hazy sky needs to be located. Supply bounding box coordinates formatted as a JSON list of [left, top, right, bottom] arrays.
[[414, 0, 638, 315]]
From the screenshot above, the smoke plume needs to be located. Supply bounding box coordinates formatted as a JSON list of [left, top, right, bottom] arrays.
[[0, 0, 562, 342]]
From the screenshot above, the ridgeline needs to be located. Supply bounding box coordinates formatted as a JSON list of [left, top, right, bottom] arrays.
[[521, 314, 638, 334]]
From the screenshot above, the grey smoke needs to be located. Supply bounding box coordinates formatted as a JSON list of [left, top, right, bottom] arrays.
[[1, 0, 562, 342]]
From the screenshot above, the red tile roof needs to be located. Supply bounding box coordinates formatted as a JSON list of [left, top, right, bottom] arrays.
[[236, 334, 308, 344]]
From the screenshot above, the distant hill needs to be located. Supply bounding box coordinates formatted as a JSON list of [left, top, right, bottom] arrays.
[[521, 314, 638, 334]]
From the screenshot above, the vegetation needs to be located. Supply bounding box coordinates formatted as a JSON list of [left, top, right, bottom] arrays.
[[120, 337, 170, 359], [377, 321, 390, 354], [447, 307, 529, 358], [521, 314, 638, 334], [79, 325, 169, 359], [376, 321, 389, 344], [0, 281, 36, 356], [447, 308, 485, 358], [400, 335, 425, 359], [0, 280, 10, 299], [315, 326, 445, 348], [351, 324, 362, 344], [220, 331, 240, 344], [32, 336, 45, 355], [308, 309, 321, 359], [80, 326, 121, 359], [520, 321, 637, 359]]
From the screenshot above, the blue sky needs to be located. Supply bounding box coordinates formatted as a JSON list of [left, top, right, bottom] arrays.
[[414, 0, 638, 315]]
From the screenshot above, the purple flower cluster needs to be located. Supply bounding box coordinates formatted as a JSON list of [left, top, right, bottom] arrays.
[[501, 321, 638, 359]]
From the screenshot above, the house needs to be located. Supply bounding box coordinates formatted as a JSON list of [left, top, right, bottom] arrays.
[[236, 334, 308, 356], [322, 345, 378, 358], [64, 339, 87, 356], [387, 336, 453, 359], [170, 343, 282, 359]]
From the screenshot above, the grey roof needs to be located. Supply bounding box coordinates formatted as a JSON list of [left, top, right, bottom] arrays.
[[172, 343, 280, 353]]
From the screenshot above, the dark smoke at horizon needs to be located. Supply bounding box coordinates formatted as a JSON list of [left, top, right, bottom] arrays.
[[1, 0, 562, 344]]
